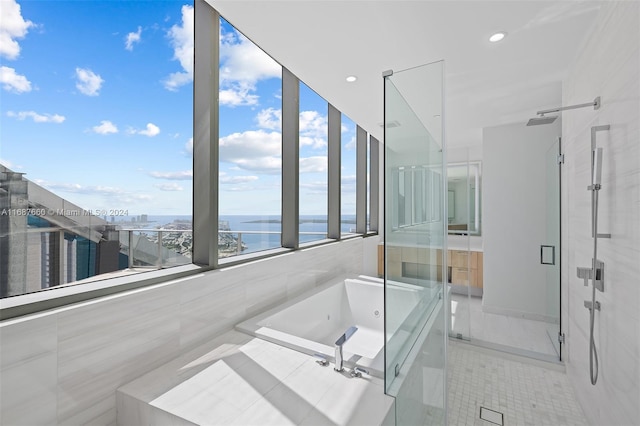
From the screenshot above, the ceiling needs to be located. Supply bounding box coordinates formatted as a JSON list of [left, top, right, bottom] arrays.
[[207, 0, 603, 148]]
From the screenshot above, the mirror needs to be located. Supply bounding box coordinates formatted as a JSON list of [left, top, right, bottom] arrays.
[[447, 161, 481, 235], [390, 165, 442, 230]]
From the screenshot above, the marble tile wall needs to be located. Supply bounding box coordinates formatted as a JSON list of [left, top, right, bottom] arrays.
[[0, 237, 367, 425], [0, 314, 58, 425], [561, 2, 640, 425]]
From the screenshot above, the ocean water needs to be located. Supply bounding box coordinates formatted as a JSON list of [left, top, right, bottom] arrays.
[[116, 214, 357, 254]]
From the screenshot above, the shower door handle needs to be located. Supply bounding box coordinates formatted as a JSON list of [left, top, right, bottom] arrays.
[[540, 245, 555, 265]]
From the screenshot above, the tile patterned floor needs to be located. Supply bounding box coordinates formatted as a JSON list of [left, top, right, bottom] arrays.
[[447, 341, 587, 426], [450, 294, 558, 357]]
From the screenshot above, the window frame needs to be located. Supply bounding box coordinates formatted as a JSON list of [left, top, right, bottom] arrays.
[[0, 0, 378, 320]]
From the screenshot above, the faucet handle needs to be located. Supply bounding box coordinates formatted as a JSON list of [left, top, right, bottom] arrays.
[[313, 354, 329, 367], [350, 367, 369, 378]]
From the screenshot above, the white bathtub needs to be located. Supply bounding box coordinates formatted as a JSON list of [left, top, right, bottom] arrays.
[[236, 275, 440, 377]]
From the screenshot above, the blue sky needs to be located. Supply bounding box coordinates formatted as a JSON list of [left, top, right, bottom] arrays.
[[1, 1, 357, 217]]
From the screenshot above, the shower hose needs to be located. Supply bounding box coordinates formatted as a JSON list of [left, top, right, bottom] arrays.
[[589, 185, 600, 385]]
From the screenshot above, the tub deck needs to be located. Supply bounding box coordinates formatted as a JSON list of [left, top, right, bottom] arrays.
[[117, 330, 395, 425]]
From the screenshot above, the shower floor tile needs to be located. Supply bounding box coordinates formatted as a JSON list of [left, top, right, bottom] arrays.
[[447, 341, 587, 426], [450, 293, 558, 357]]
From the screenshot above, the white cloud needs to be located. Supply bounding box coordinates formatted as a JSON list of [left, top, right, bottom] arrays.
[[299, 110, 327, 148], [45, 182, 119, 195], [218, 25, 280, 106], [220, 28, 280, 87], [341, 175, 357, 192], [300, 156, 327, 173], [149, 170, 192, 180], [92, 120, 118, 134], [128, 123, 160, 137], [233, 157, 282, 173], [154, 183, 183, 191], [256, 108, 281, 130], [342, 175, 357, 185], [163, 5, 193, 91], [300, 180, 327, 194], [219, 174, 259, 185], [0, 66, 31, 93], [0, 0, 33, 60], [219, 129, 281, 173], [75, 67, 103, 96], [219, 87, 259, 107], [125, 26, 142, 51], [185, 137, 193, 154], [344, 135, 356, 150], [7, 110, 65, 123], [42, 181, 152, 204], [137, 123, 160, 137]]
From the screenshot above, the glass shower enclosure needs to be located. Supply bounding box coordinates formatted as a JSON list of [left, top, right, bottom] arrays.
[[384, 61, 447, 425]]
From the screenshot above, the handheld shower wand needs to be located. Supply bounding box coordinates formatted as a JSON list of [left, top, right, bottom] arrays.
[[588, 146, 603, 385]]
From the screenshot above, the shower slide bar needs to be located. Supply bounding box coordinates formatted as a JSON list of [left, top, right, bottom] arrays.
[[590, 125, 611, 239], [577, 123, 610, 386]]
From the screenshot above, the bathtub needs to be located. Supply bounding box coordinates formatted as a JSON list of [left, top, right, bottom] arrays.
[[236, 275, 441, 377]]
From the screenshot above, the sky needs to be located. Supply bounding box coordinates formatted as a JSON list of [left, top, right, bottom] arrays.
[[1, 0, 358, 217]]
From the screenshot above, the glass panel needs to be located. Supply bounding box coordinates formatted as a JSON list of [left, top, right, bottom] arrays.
[[384, 61, 446, 425], [299, 82, 328, 243], [218, 18, 282, 258], [447, 148, 473, 342], [1, 1, 193, 297], [341, 114, 357, 236], [545, 139, 561, 357]]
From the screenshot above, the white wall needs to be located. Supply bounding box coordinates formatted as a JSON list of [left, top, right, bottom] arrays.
[[0, 238, 368, 425], [482, 120, 560, 320], [561, 2, 640, 425]]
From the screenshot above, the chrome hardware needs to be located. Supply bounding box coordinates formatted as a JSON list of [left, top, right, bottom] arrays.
[[584, 300, 601, 311], [334, 326, 358, 372], [313, 354, 328, 367], [577, 260, 604, 292], [349, 367, 369, 378]]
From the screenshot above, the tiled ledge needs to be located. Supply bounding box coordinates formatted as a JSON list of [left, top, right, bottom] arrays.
[[117, 330, 395, 426]]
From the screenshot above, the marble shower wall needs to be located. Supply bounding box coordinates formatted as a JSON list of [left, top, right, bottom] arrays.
[[561, 2, 640, 425]]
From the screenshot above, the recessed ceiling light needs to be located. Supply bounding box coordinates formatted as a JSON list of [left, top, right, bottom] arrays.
[[346, 75, 357, 83], [489, 32, 507, 42]]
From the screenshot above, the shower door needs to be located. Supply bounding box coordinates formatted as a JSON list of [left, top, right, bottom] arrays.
[[544, 138, 562, 359]]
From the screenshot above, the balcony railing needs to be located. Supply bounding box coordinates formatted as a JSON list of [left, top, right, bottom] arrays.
[[1, 226, 336, 298]]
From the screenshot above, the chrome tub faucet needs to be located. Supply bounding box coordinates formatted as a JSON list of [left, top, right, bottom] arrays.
[[334, 326, 358, 372]]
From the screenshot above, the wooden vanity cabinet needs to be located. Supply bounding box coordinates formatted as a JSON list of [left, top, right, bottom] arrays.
[[378, 245, 483, 288]]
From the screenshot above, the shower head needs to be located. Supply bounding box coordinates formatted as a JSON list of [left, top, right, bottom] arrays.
[[527, 115, 558, 126], [528, 97, 600, 126]]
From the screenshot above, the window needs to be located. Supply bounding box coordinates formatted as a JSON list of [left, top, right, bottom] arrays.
[[341, 115, 357, 236], [218, 18, 282, 258], [0, 0, 194, 297], [298, 83, 328, 244], [1, 0, 378, 306]]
